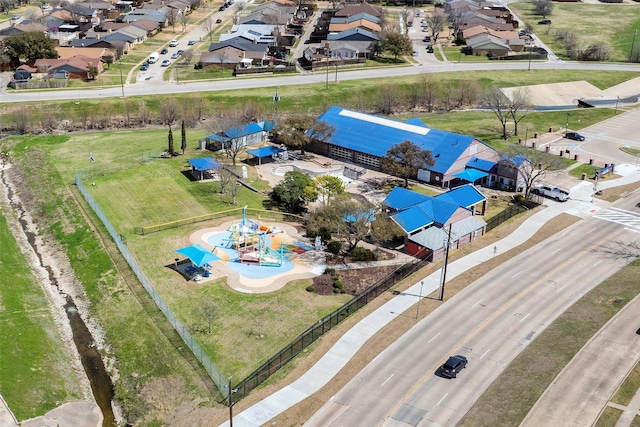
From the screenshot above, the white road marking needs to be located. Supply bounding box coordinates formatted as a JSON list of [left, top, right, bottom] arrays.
[[472, 299, 483, 308], [480, 348, 491, 359], [520, 313, 530, 323], [588, 227, 598, 233], [512, 271, 523, 278], [428, 332, 440, 343], [551, 248, 562, 255], [437, 393, 448, 405], [381, 374, 394, 387], [556, 284, 567, 293]]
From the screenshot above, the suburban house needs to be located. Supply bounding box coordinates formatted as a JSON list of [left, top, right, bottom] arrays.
[[326, 27, 379, 42], [465, 154, 529, 191], [307, 106, 499, 188], [334, 2, 381, 19], [240, 2, 296, 26], [464, 33, 510, 56], [34, 55, 104, 79], [201, 39, 269, 68], [328, 15, 381, 34], [204, 121, 275, 151], [57, 46, 115, 65], [13, 65, 35, 82], [0, 21, 47, 41], [383, 185, 488, 261], [219, 24, 280, 45]]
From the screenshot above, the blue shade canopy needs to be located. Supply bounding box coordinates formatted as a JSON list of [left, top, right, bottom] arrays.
[[176, 244, 221, 267], [247, 146, 285, 158], [452, 169, 488, 182], [188, 158, 221, 171]]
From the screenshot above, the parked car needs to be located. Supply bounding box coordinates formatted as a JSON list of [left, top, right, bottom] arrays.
[[219, 5, 225, 10], [161, 59, 171, 67], [532, 184, 569, 202], [412, 51, 419, 57], [140, 63, 149, 71], [565, 131, 585, 141], [171, 52, 180, 59], [176, 50, 184, 56], [169, 39, 179, 47], [423, 36, 431, 42], [426, 45, 434, 53], [11, 14, 21, 20], [216, 18, 222, 23], [160, 48, 168, 54], [440, 355, 468, 378], [538, 19, 551, 25], [188, 40, 195, 46]]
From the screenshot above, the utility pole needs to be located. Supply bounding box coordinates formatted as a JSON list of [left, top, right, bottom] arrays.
[[228, 377, 234, 427], [415, 280, 424, 319], [565, 112, 570, 133], [273, 87, 280, 126], [438, 224, 452, 301], [630, 29, 637, 62], [119, 57, 125, 98]]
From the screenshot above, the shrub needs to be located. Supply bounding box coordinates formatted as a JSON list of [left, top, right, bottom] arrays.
[[305, 285, 315, 292], [333, 280, 345, 293], [307, 227, 331, 243], [349, 246, 376, 261], [324, 267, 336, 277], [513, 194, 526, 204], [327, 240, 342, 255]]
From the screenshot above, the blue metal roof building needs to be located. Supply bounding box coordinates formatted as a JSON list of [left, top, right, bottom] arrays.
[[311, 107, 499, 188]]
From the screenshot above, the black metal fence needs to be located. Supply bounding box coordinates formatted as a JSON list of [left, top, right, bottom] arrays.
[[485, 201, 539, 232], [229, 255, 429, 403]]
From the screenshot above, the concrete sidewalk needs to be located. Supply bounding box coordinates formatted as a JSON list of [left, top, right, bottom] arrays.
[[221, 165, 640, 427], [222, 164, 640, 427]]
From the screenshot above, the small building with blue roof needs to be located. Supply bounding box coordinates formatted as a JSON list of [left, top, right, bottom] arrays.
[[205, 121, 274, 152], [383, 184, 487, 261], [308, 106, 499, 188]]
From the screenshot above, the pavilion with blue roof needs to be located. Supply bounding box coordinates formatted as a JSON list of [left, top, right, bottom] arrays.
[[205, 121, 274, 152], [383, 184, 487, 261], [307, 107, 500, 188]]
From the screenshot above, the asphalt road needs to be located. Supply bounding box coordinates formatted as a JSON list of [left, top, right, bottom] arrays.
[[305, 196, 640, 426]]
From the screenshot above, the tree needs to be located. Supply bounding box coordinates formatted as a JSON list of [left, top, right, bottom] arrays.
[[181, 119, 187, 154], [273, 114, 335, 155], [201, 301, 216, 334], [419, 74, 439, 112], [381, 32, 413, 60], [371, 213, 404, 244], [228, 177, 240, 204], [426, 10, 447, 43], [4, 31, 57, 68], [507, 88, 531, 137], [159, 98, 180, 130], [482, 86, 511, 139], [271, 170, 317, 213], [180, 9, 189, 33], [218, 168, 235, 195], [503, 144, 565, 199], [315, 175, 344, 205], [307, 197, 376, 251], [533, 0, 553, 17], [201, 16, 215, 42], [167, 127, 174, 154], [181, 48, 195, 66], [380, 140, 435, 187]]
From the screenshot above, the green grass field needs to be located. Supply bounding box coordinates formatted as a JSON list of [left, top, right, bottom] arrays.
[[510, 2, 640, 62], [0, 213, 83, 420]]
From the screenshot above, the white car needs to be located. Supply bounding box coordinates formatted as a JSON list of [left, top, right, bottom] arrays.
[[169, 39, 179, 47]]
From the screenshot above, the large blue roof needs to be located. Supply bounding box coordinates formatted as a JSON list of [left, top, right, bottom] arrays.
[[188, 158, 221, 171], [316, 106, 478, 174], [247, 145, 284, 158], [383, 187, 431, 211], [467, 156, 496, 172]]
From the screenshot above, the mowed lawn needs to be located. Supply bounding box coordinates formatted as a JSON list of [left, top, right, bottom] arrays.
[[510, 2, 640, 62], [43, 129, 351, 380], [0, 213, 83, 420]]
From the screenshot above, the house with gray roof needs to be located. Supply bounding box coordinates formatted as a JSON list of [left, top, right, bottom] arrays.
[[327, 27, 379, 42]]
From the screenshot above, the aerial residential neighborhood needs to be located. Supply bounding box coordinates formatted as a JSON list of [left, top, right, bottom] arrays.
[[1, 0, 640, 426]]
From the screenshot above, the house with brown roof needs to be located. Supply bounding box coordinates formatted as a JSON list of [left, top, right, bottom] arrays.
[[35, 55, 104, 79], [334, 2, 381, 18], [200, 39, 269, 69], [328, 18, 381, 34]]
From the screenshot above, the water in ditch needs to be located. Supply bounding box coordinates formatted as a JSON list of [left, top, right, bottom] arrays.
[[1, 162, 116, 426]]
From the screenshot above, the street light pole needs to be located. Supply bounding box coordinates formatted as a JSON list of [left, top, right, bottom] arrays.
[[228, 377, 234, 427], [630, 29, 637, 62], [326, 59, 329, 90], [565, 112, 570, 133], [119, 57, 125, 98], [615, 96, 619, 115]]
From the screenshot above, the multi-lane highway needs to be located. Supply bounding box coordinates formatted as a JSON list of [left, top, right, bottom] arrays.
[[305, 196, 640, 426]]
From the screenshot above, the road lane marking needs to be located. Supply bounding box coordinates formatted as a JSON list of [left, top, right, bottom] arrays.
[[437, 393, 448, 405], [512, 271, 523, 278], [472, 299, 483, 307], [428, 332, 440, 343], [556, 284, 566, 293], [480, 348, 491, 359], [588, 227, 598, 233], [593, 260, 602, 267], [381, 374, 394, 387], [520, 313, 530, 323], [381, 227, 626, 425], [551, 248, 562, 255]]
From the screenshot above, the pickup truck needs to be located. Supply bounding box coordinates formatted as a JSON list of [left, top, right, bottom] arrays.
[[531, 184, 569, 202]]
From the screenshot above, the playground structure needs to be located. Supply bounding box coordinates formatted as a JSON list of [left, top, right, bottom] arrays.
[[227, 207, 285, 267]]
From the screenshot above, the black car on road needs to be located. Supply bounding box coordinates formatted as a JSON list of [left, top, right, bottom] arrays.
[[440, 355, 468, 378], [565, 131, 585, 141]]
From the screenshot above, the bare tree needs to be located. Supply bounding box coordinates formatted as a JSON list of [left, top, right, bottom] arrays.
[[235, 1, 247, 13], [533, 0, 553, 18], [201, 301, 216, 334], [482, 86, 511, 139], [180, 9, 189, 33], [201, 16, 215, 42], [377, 84, 399, 114], [181, 48, 195, 65], [159, 98, 181, 130], [420, 74, 439, 112], [503, 143, 565, 199], [598, 241, 640, 261], [426, 10, 447, 43], [210, 110, 247, 165], [167, 8, 180, 33], [218, 167, 235, 194], [228, 178, 240, 204], [508, 88, 531, 136], [138, 100, 149, 125]]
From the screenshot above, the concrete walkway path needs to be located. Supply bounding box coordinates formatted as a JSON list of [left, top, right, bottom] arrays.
[[222, 164, 640, 427]]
